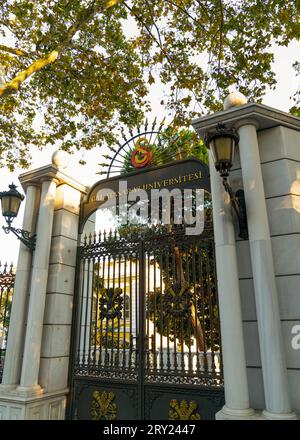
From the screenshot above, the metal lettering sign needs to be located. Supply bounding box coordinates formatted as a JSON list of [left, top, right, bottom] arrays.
[[80, 158, 210, 233]]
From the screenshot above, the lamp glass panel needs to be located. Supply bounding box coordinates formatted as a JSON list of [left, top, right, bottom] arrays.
[[209, 139, 219, 163], [10, 195, 22, 217], [1, 195, 21, 218], [214, 136, 234, 162]]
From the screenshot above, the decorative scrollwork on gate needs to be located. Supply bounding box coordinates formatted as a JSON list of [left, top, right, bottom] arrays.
[[168, 399, 201, 420], [91, 391, 117, 420], [163, 282, 193, 318], [99, 287, 123, 320]]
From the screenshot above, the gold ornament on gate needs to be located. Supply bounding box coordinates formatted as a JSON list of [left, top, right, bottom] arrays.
[[168, 399, 201, 420], [91, 390, 117, 420]]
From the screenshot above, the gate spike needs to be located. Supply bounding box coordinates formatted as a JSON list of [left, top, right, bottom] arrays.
[[120, 127, 127, 143], [98, 231, 102, 243], [144, 118, 148, 132], [158, 116, 166, 132], [116, 139, 124, 149], [84, 234, 87, 246], [151, 117, 157, 131], [88, 233, 92, 245], [93, 232, 97, 244], [103, 230, 107, 241]]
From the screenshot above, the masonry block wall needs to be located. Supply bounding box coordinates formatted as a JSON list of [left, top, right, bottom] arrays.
[[231, 125, 300, 413], [39, 184, 82, 395]]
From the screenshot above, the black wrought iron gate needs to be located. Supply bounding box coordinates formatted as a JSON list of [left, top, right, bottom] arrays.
[[68, 226, 224, 420]]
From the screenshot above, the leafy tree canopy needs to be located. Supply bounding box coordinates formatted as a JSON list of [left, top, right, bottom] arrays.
[[0, 0, 299, 170]]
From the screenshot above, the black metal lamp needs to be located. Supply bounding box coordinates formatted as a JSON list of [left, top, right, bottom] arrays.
[[205, 123, 249, 240], [0, 183, 36, 251]]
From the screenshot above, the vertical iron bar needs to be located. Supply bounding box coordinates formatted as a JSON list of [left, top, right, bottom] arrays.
[[117, 252, 121, 368], [82, 256, 90, 366], [122, 255, 127, 369], [172, 249, 178, 372], [98, 254, 106, 368], [138, 239, 146, 420], [87, 254, 95, 366], [159, 249, 164, 372], [146, 249, 150, 371], [206, 241, 216, 376], [135, 250, 138, 370], [192, 244, 200, 373], [105, 253, 111, 367], [93, 255, 100, 366], [66, 245, 84, 419], [166, 246, 171, 372], [186, 242, 192, 374], [111, 254, 116, 368], [153, 247, 157, 371], [200, 242, 208, 373], [129, 252, 133, 369]]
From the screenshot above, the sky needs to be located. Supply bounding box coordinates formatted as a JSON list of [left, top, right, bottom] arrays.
[[0, 39, 299, 265]]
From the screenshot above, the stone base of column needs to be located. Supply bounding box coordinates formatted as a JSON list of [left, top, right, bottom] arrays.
[[262, 410, 298, 420], [0, 388, 68, 420], [15, 384, 44, 397], [0, 384, 18, 392], [216, 405, 260, 420]]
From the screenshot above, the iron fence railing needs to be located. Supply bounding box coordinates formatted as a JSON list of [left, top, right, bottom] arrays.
[[0, 262, 15, 382]]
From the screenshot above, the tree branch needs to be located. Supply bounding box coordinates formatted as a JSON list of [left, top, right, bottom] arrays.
[[0, 0, 123, 98], [0, 44, 30, 57], [126, 2, 204, 113], [164, 0, 206, 32]]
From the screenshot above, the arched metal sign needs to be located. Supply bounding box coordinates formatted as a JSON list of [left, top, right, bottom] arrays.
[[79, 158, 210, 233]]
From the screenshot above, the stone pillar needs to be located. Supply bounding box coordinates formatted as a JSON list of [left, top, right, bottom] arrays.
[[17, 178, 57, 394], [0, 185, 39, 389], [209, 152, 255, 420], [0, 152, 87, 419], [237, 122, 297, 420]]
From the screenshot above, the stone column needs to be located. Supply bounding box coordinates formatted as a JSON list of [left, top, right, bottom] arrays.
[[209, 152, 255, 420], [17, 178, 57, 395], [237, 122, 297, 419], [0, 185, 39, 389]]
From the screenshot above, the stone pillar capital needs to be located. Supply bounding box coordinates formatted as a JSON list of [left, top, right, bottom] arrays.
[[234, 118, 260, 131], [39, 176, 60, 185], [19, 165, 87, 195]]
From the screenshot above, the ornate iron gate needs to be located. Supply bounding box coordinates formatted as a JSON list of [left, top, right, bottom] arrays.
[[68, 226, 224, 420], [0, 262, 14, 382]]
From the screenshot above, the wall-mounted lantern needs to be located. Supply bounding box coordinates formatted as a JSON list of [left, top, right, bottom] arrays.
[[0, 183, 36, 251], [205, 123, 249, 240]]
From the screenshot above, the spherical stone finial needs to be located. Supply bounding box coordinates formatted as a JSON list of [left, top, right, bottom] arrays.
[[51, 150, 70, 170], [223, 92, 248, 110]]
